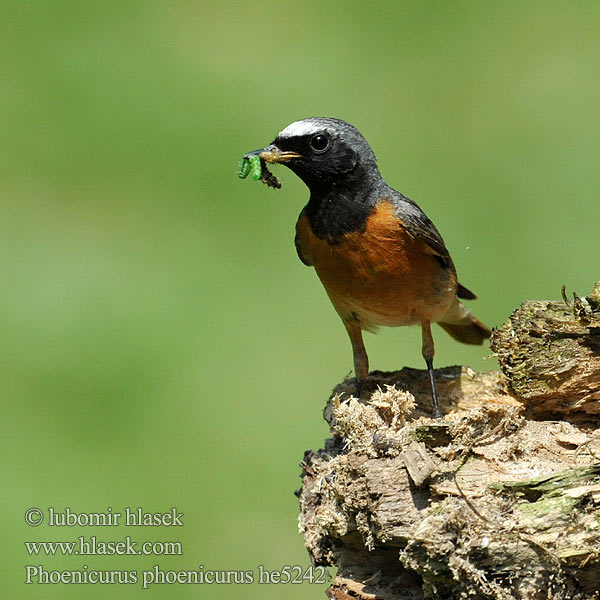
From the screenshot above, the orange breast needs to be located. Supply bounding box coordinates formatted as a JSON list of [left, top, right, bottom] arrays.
[[295, 200, 456, 329]]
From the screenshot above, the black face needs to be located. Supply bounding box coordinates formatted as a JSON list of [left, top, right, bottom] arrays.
[[270, 118, 379, 190]]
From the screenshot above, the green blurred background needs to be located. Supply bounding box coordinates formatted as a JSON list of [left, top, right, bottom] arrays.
[[2, 1, 599, 598]]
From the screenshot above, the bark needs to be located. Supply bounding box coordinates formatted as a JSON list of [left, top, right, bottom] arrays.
[[297, 282, 600, 599], [491, 281, 600, 414]]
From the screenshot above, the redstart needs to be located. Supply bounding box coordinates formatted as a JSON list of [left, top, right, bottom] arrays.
[[245, 118, 490, 417]]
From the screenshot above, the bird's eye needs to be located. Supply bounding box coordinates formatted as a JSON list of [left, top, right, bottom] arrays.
[[310, 134, 330, 153]]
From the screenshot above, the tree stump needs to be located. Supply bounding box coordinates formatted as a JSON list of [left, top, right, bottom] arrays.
[[297, 283, 600, 599]]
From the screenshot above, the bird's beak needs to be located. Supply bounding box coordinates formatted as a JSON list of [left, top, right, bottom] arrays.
[[244, 144, 301, 163]]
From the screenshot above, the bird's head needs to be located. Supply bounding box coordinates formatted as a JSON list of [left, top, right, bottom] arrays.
[[245, 117, 380, 192]]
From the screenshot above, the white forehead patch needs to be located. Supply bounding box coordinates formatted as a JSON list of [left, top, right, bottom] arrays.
[[277, 119, 324, 139]]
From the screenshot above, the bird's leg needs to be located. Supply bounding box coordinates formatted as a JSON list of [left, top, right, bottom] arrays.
[[421, 321, 442, 418], [354, 379, 364, 399], [343, 319, 368, 398]]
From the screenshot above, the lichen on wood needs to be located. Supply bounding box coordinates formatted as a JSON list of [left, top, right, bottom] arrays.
[[297, 282, 600, 599], [490, 281, 600, 414]]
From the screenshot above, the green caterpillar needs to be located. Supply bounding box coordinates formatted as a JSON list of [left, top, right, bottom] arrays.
[[238, 154, 281, 189], [238, 157, 251, 179], [238, 155, 262, 180], [249, 155, 262, 180]]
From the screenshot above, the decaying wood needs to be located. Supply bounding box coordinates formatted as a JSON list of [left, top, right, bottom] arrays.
[[297, 282, 600, 599], [401, 441, 436, 488], [491, 281, 600, 414]]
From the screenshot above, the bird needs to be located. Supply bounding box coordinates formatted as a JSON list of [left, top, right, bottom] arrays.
[[245, 117, 490, 417]]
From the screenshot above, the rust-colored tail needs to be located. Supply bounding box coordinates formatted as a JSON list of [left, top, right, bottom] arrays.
[[438, 313, 491, 345]]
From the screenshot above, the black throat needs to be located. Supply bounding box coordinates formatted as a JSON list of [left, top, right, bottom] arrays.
[[302, 167, 387, 241]]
